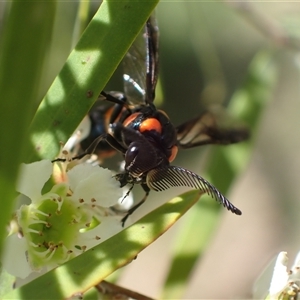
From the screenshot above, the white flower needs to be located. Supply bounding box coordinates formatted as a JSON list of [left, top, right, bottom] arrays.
[[254, 251, 300, 299], [2, 159, 124, 280]]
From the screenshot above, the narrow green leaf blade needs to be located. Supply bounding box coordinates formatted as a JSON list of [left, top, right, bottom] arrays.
[[0, 0, 56, 256], [26, 0, 159, 162]]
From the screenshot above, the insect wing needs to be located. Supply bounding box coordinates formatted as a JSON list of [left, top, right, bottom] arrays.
[[176, 108, 249, 149], [123, 16, 159, 105], [123, 29, 146, 105], [145, 16, 159, 104]]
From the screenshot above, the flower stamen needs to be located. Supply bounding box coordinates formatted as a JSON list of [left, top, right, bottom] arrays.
[[27, 229, 43, 236], [31, 209, 50, 218]]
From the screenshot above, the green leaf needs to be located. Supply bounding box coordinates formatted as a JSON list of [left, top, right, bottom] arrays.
[[4, 190, 201, 299], [0, 0, 56, 256], [26, 0, 159, 162]]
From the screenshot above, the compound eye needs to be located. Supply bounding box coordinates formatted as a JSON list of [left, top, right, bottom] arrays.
[[125, 145, 139, 167], [140, 118, 162, 134]]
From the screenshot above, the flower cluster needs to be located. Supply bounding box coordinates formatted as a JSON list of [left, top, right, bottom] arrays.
[[254, 251, 300, 299], [2, 159, 126, 280], [268, 251, 300, 299]]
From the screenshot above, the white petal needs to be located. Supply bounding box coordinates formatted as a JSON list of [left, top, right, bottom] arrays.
[[72, 167, 122, 207], [16, 160, 52, 201], [14, 269, 46, 288], [290, 250, 300, 280], [92, 217, 123, 241], [79, 216, 123, 249], [293, 250, 300, 268], [269, 252, 289, 297], [67, 163, 99, 190], [2, 234, 32, 279]]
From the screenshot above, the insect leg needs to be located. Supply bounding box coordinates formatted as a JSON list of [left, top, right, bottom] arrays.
[[100, 91, 132, 125], [121, 183, 150, 227], [100, 91, 127, 107], [145, 17, 159, 105], [53, 133, 127, 164], [82, 133, 127, 157]]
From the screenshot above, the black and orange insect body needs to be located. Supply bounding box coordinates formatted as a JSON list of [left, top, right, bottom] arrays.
[[75, 16, 248, 225], [78, 92, 128, 161]]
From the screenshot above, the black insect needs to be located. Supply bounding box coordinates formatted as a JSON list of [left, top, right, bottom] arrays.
[[76, 16, 248, 225]]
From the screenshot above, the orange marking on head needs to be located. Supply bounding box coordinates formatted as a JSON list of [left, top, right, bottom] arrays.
[[140, 118, 162, 134]]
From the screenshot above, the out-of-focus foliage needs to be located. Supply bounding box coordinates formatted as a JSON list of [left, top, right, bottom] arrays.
[[0, 0, 56, 260]]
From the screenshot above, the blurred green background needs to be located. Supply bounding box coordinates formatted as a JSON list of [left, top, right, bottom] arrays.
[[2, 1, 300, 298]]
